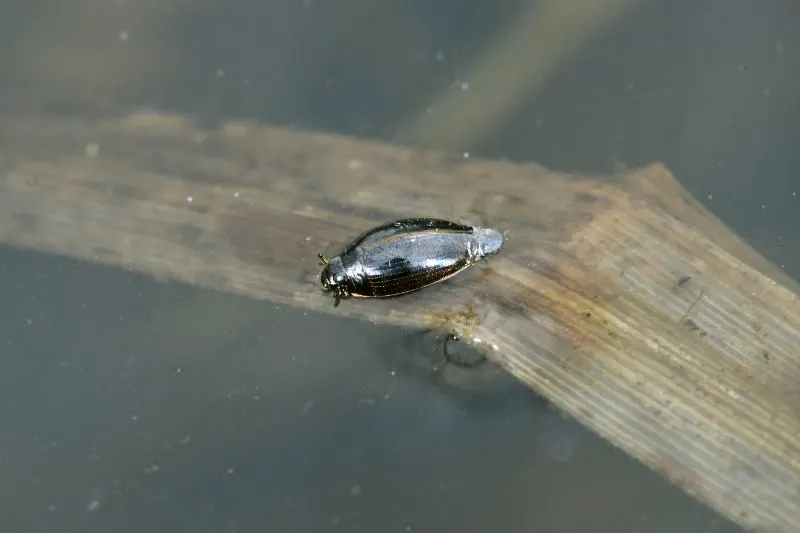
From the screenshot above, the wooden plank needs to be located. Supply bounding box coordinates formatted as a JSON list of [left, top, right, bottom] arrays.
[[1, 111, 799, 532]]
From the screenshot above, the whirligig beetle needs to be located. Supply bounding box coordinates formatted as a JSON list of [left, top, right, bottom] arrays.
[[318, 218, 505, 307]]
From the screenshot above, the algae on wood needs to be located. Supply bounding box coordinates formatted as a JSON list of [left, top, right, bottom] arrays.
[[1, 111, 799, 532]]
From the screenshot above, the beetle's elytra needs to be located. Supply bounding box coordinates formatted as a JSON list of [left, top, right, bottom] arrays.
[[317, 218, 504, 307]]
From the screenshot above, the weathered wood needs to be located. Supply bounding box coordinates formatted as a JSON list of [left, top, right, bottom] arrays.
[[1, 111, 799, 532]]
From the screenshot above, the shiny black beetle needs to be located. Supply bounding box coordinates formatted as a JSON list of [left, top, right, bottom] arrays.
[[318, 218, 504, 306]]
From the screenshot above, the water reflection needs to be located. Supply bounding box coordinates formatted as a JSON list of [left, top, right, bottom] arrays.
[[1, 250, 738, 532]]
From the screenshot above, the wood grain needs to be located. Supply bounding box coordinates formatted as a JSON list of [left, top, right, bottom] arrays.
[[1, 111, 799, 532]]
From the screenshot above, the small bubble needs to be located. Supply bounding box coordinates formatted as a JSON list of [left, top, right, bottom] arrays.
[[707, 193, 713, 200], [435, 52, 444, 61], [462, 152, 470, 159], [186, 196, 193, 203], [234, 191, 240, 198], [460, 81, 469, 90], [761, 204, 767, 210]]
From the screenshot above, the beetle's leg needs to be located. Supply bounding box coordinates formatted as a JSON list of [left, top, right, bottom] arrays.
[[333, 290, 341, 307], [317, 253, 329, 266]]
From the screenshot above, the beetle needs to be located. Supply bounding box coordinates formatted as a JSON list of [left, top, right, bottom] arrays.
[[317, 217, 504, 306]]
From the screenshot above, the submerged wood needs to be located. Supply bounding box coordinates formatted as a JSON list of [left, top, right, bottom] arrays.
[[1, 111, 799, 532]]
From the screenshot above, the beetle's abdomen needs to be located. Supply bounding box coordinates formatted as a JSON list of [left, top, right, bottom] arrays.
[[360, 256, 467, 297], [354, 232, 475, 298]]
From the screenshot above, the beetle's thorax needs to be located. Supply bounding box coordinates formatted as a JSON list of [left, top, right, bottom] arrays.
[[321, 252, 367, 295], [341, 247, 368, 287]]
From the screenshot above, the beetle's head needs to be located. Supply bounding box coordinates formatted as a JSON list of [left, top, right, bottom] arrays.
[[318, 254, 350, 307]]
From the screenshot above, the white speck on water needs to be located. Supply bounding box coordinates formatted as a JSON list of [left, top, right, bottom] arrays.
[[435, 52, 444, 60], [460, 81, 469, 90], [462, 152, 470, 159], [707, 193, 713, 200], [216, 69, 226, 78], [761, 204, 767, 209], [226, 468, 235, 475], [186, 196, 193, 203], [119, 30, 128, 42], [86, 487, 105, 512], [793, 191, 797, 197], [131, 414, 138, 421], [775, 42, 784, 53], [305, 236, 312, 242], [390, 370, 396, 376], [85, 143, 100, 157], [234, 191, 240, 198], [349, 484, 362, 496], [426, 107, 435, 115]]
